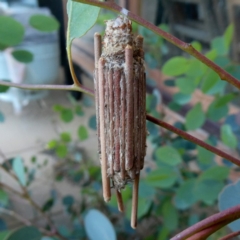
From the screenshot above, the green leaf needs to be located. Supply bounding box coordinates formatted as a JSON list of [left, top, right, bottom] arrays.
[[197, 146, 214, 165], [42, 198, 54, 212], [221, 124, 237, 148], [145, 168, 178, 188], [176, 77, 196, 94], [11, 50, 33, 63], [29, 15, 59, 32], [47, 140, 58, 149], [155, 146, 182, 166], [201, 70, 219, 94], [0, 16, 24, 48], [88, 115, 97, 130], [207, 100, 228, 121], [199, 166, 229, 181], [12, 157, 26, 186], [0, 190, 9, 206], [78, 126, 88, 141], [56, 144, 68, 158], [194, 179, 224, 205], [211, 36, 228, 56], [218, 179, 240, 232], [191, 41, 202, 52], [224, 24, 234, 49], [214, 94, 235, 108], [173, 93, 191, 105], [185, 103, 205, 130], [205, 49, 218, 61], [5, 226, 41, 240], [138, 197, 152, 219], [0, 80, 10, 93], [61, 109, 74, 123], [67, 1, 100, 45], [162, 200, 179, 231], [174, 179, 197, 210], [0, 111, 5, 122], [162, 57, 189, 76], [62, 195, 74, 207], [60, 132, 71, 142]]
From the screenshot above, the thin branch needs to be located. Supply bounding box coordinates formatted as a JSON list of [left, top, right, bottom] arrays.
[[170, 205, 240, 240], [146, 114, 240, 167], [186, 221, 228, 240], [0, 81, 94, 96], [219, 230, 240, 240], [73, 0, 240, 91]]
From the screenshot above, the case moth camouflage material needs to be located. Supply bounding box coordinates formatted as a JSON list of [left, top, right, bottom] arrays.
[[94, 15, 146, 228]]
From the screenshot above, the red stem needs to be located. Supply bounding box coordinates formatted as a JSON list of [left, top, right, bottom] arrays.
[[219, 230, 240, 240], [146, 114, 240, 167], [170, 205, 240, 240], [73, 0, 240, 90]]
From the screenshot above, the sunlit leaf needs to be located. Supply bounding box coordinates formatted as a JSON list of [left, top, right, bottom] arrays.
[[78, 125, 88, 141], [13, 157, 26, 186]]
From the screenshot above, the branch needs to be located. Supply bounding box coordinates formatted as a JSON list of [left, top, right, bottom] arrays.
[[0, 81, 94, 96], [73, 0, 240, 91], [146, 114, 240, 167], [171, 205, 240, 239], [219, 230, 240, 240]]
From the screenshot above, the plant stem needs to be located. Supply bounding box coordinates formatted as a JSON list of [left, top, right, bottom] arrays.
[[171, 205, 240, 240], [0, 81, 94, 96], [219, 230, 240, 240], [73, 0, 240, 91], [146, 114, 240, 167]]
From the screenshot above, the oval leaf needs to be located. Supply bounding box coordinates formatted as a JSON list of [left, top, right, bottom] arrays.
[[29, 15, 59, 32], [67, 1, 100, 45], [145, 168, 178, 188], [221, 124, 237, 149], [78, 125, 88, 141], [84, 209, 116, 240], [0, 16, 24, 48], [185, 103, 205, 130], [5, 226, 41, 240], [162, 57, 189, 76], [13, 157, 26, 186], [12, 50, 33, 63], [156, 146, 182, 166], [218, 179, 240, 231]]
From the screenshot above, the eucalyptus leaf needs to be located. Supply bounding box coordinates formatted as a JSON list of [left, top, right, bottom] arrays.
[[29, 15, 59, 32], [185, 103, 205, 130], [11, 50, 33, 63], [0, 16, 24, 47], [13, 157, 26, 186]]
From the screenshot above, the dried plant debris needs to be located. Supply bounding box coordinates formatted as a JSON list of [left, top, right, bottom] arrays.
[[94, 15, 146, 228]]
